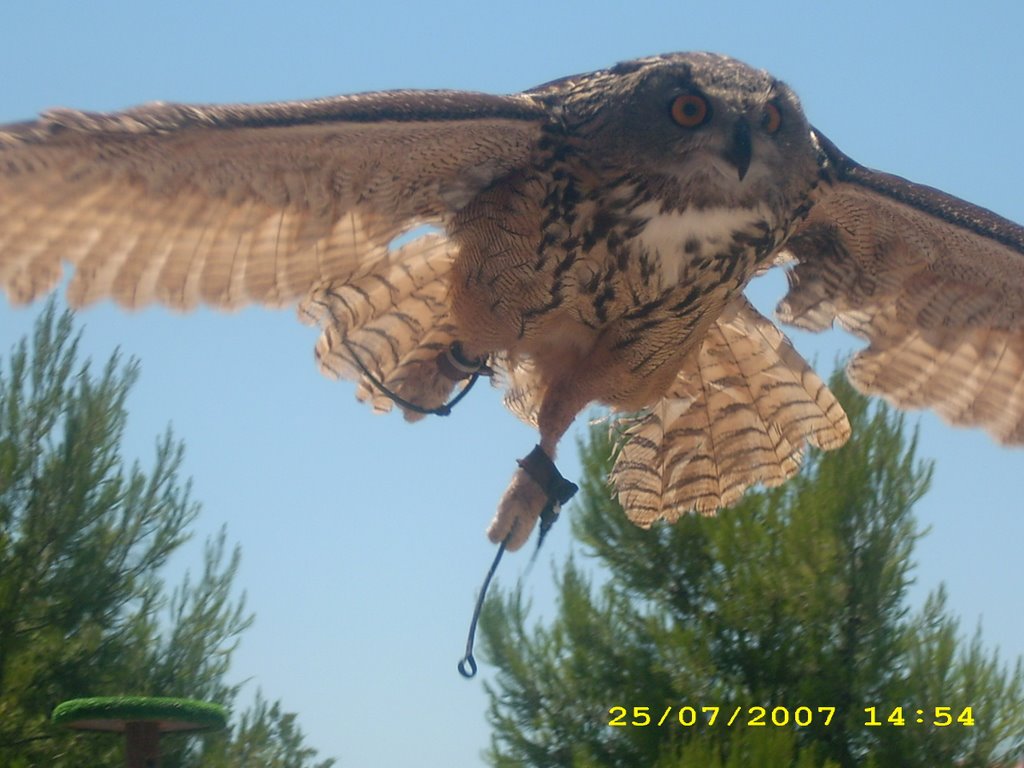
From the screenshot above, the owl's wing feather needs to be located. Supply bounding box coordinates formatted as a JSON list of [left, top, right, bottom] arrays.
[[0, 91, 547, 309], [779, 129, 1024, 443], [300, 233, 461, 421], [611, 297, 851, 526]]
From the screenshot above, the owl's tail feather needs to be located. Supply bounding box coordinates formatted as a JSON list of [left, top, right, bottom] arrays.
[[299, 234, 470, 421], [611, 297, 851, 525]]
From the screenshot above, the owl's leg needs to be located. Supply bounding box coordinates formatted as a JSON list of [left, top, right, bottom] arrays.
[[488, 444, 578, 551], [486, 384, 592, 551], [486, 314, 695, 550]]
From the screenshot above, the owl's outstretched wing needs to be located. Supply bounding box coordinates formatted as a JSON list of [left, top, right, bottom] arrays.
[[0, 91, 546, 310], [779, 129, 1024, 444]]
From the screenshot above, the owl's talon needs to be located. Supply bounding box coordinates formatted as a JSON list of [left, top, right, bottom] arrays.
[[488, 446, 578, 551], [343, 338, 485, 419]]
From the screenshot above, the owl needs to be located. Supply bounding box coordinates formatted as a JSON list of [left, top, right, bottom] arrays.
[[1, 52, 1022, 554]]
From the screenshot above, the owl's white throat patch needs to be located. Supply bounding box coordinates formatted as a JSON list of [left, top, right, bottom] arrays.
[[632, 202, 769, 288]]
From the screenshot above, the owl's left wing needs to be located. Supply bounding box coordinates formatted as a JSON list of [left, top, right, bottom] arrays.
[[778, 129, 1024, 444], [0, 90, 547, 310]]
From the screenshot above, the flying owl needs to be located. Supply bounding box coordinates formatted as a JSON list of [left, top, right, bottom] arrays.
[[1, 52, 1022, 553]]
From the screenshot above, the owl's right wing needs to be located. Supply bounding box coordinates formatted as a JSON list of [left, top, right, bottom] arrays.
[[0, 90, 547, 310]]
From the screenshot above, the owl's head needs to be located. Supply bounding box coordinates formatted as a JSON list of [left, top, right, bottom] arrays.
[[545, 52, 820, 211]]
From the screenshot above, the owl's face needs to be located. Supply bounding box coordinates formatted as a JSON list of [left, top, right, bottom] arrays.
[[559, 52, 820, 211]]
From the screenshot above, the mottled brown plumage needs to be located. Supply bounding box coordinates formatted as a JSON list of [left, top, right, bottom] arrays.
[[1, 53, 1022, 550]]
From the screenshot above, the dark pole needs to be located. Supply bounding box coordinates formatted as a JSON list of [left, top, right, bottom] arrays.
[[124, 720, 161, 768]]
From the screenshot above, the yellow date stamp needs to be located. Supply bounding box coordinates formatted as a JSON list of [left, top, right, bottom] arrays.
[[608, 705, 836, 728], [608, 705, 976, 728]]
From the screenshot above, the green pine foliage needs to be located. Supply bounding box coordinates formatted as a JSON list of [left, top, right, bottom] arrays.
[[481, 373, 1023, 768], [0, 302, 334, 767]]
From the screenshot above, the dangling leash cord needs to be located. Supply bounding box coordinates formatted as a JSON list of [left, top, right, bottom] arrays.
[[339, 339, 579, 679], [457, 537, 507, 678], [458, 446, 578, 678], [342, 340, 489, 417]]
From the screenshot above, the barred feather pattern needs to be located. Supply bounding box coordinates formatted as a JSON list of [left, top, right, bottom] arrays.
[[299, 234, 460, 421], [779, 183, 1024, 444], [610, 297, 851, 526], [0, 96, 543, 310], [842, 308, 1024, 443], [492, 353, 542, 427]]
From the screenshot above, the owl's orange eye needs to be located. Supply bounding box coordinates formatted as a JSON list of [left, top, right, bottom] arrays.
[[763, 102, 782, 134], [670, 93, 710, 128]]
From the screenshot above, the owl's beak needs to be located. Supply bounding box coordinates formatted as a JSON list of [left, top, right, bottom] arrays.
[[722, 118, 752, 181]]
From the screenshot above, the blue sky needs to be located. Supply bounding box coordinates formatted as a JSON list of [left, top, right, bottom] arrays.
[[1, 2, 1021, 765]]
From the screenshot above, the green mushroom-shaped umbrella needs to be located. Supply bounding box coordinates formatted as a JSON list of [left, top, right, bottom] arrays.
[[53, 696, 227, 768]]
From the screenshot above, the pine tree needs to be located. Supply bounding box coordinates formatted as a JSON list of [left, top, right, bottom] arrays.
[[0, 302, 334, 767], [481, 373, 1023, 768]]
